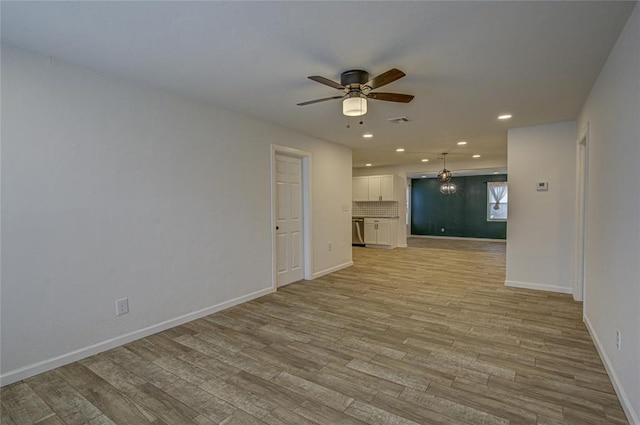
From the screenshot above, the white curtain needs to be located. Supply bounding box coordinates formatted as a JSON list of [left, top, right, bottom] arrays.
[[489, 183, 507, 210]]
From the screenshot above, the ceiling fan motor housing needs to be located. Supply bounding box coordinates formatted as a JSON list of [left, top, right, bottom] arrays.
[[341, 70, 369, 88]]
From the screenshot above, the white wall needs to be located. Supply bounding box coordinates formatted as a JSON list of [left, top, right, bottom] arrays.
[[577, 6, 639, 423], [0, 46, 352, 384], [506, 121, 577, 293], [307, 147, 354, 276]]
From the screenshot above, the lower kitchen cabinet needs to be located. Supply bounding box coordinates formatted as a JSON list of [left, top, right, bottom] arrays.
[[364, 218, 398, 248]]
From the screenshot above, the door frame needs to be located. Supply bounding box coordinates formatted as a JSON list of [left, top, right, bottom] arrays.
[[270, 144, 313, 289], [573, 122, 589, 305]]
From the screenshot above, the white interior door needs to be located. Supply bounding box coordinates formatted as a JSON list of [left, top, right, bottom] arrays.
[[275, 154, 304, 286]]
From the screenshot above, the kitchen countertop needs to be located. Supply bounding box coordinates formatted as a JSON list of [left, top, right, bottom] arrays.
[[353, 216, 400, 219]]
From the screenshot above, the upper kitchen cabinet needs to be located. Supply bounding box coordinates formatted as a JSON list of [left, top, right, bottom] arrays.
[[368, 175, 395, 201], [353, 176, 370, 201], [353, 175, 401, 202]]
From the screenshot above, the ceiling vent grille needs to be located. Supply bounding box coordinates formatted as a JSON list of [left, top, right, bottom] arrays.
[[388, 116, 411, 124]]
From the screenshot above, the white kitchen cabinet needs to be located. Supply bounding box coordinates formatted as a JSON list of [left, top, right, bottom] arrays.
[[375, 220, 392, 245], [368, 175, 394, 201], [364, 221, 377, 245], [364, 218, 397, 248], [353, 175, 398, 201], [380, 175, 395, 201], [353, 176, 370, 201], [367, 176, 380, 201]]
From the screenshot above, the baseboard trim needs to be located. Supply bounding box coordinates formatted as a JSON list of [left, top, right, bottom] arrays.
[[504, 280, 572, 294], [409, 235, 506, 243], [311, 261, 353, 279], [584, 315, 639, 425], [0, 286, 275, 387]]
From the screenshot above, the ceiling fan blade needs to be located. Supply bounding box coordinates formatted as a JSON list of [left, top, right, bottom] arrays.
[[364, 68, 406, 90], [297, 95, 344, 106], [367, 92, 414, 103], [307, 75, 345, 90]]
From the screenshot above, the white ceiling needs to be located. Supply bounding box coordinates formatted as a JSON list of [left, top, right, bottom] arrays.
[[2, 1, 636, 170]]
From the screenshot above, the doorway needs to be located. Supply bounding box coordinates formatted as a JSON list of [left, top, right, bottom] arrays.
[[271, 145, 312, 288]]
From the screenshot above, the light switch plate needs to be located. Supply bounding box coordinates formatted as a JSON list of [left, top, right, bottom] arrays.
[[536, 182, 549, 191]]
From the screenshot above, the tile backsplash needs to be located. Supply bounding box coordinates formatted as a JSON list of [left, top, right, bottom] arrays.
[[353, 201, 399, 217]]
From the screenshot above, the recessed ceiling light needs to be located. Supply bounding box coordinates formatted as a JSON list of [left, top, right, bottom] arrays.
[[421, 158, 429, 162], [472, 154, 481, 158], [362, 133, 373, 138], [365, 163, 372, 167], [421, 175, 427, 178], [457, 141, 467, 145], [396, 148, 405, 152], [493, 171, 499, 174], [498, 114, 512, 120]]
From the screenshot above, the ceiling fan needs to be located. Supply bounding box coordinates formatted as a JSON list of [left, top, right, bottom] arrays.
[[297, 68, 414, 117]]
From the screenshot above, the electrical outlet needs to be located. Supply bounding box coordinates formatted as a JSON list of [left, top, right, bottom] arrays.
[[116, 298, 129, 316], [328, 242, 332, 251], [616, 330, 621, 351]]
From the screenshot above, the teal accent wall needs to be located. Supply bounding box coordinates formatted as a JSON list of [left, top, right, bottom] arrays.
[[411, 174, 507, 239]]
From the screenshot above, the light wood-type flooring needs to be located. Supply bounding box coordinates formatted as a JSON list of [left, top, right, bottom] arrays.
[[1, 238, 629, 424]]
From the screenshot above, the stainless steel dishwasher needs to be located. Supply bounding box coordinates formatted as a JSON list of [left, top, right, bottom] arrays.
[[352, 217, 365, 246]]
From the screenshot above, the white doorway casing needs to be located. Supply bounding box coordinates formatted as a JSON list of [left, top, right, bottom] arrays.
[[573, 123, 589, 304], [271, 145, 313, 288]]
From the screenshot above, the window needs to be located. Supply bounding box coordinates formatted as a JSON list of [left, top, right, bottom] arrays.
[[487, 181, 508, 221]]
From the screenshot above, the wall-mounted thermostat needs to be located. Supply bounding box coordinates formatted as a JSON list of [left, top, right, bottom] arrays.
[[536, 182, 549, 191]]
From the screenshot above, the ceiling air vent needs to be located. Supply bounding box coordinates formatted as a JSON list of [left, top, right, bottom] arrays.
[[388, 116, 411, 124]]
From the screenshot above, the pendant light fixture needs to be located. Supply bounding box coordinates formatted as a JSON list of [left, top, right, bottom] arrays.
[[438, 153, 457, 195], [440, 181, 457, 195], [437, 153, 452, 183]]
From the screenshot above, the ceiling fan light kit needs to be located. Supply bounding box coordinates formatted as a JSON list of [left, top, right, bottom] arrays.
[[343, 93, 367, 116], [298, 68, 414, 116]]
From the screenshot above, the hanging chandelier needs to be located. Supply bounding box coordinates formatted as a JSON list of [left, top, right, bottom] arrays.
[[438, 153, 457, 195], [440, 181, 457, 195], [437, 153, 452, 183]]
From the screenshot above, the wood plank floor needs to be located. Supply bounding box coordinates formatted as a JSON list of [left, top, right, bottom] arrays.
[[1, 238, 629, 424]]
